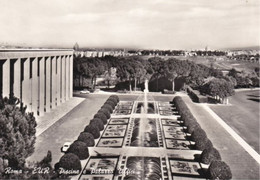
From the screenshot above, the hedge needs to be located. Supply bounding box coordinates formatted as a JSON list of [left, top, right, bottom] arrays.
[[182, 113, 197, 127], [90, 118, 104, 131], [186, 122, 201, 134], [84, 124, 100, 139], [191, 128, 207, 142], [98, 108, 111, 119], [77, 132, 95, 147], [94, 113, 107, 124], [104, 100, 116, 109], [187, 86, 208, 103], [107, 98, 117, 106], [102, 104, 114, 113], [208, 160, 232, 179], [67, 141, 89, 160], [58, 153, 82, 174], [201, 147, 221, 164], [195, 138, 213, 151], [109, 95, 119, 103]]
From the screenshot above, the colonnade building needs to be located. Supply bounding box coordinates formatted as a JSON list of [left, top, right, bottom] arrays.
[[0, 49, 73, 116]]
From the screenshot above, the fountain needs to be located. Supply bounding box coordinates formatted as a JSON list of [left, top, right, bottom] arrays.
[[130, 79, 159, 147]]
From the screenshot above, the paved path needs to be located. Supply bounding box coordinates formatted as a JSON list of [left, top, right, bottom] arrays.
[[35, 97, 85, 136], [181, 94, 259, 179], [27, 94, 110, 165]]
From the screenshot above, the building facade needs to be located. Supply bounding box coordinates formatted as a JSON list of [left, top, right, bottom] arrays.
[[0, 49, 73, 116]]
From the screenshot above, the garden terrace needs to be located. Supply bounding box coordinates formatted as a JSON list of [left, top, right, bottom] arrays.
[[56, 94, 232, 180]]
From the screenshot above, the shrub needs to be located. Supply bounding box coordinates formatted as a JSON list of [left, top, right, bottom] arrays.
[[90, 118, 104, 131], [208, 160, 232, 179], [98, 108, 111, 119], [58, 153, 82, 174], [84, 124, 100, 139], [191, 128, 207, 142], [94, 113, 107, 124], [67, 141, 89, 160], [77, 132, 95, 147], [173, 96, 187, 112], [182, 113, 197, 127], [107, 97, 118, 105], [102, 104, 114, 113], [195, 138, 213, 151], [110, 95, 119, 103], [104, 100, 116, 109], [201, 147, 221, 164], [186, 122, 201, 134]]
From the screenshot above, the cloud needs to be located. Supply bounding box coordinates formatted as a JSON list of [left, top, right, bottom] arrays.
[[0, 0, 259, 49]]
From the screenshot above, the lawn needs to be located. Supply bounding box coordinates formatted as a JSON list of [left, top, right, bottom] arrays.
[[210, 90, 260, 153]]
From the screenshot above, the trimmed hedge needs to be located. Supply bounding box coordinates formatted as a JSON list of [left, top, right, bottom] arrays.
[[102, 104, 114, 113], [186, 122, 201, 134], [107, 97, 117, 104], [77, 132, 95, 147], [67, 141, 89, 160], [201, 147, 221, 164], [98, 108, 111, 119], [208, 160, 232, 179], [94, 113, 107, 124], [104, 100, 116, 109], [90, 118, 104, 131], [187, 86, 208, 103], [109, 95, 119, 103], [195, 138, 213, 151], [84, 124, 100, 139], [58, 153, 82, 174], [191, 128, 207, 142]]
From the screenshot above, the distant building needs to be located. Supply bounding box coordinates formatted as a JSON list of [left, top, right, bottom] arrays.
[[73, 43, 79, 51]]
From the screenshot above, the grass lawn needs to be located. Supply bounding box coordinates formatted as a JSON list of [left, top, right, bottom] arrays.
[[210, 90, 260, 153]]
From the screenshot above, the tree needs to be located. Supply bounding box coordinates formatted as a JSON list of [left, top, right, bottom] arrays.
[[0, 96, 37, 170], [202, 78, 234, 103]]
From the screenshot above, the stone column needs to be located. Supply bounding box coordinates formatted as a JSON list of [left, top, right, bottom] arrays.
[[61, 56, 66, 103], [2, 59, 10, 98], [56, 56, 61, 106], [22, 58, 31, 111], [65, 56, 69, 101], [31, 57, 38, 116], [45, 57, 51, 112], [51, 56, 56, 109], [39, 57, 45, 116], [69, 55, 73, 98], [13, 58, 21, 99]]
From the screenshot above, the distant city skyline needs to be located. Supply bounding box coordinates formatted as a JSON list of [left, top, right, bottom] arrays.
[[0, 0, 259, 50]]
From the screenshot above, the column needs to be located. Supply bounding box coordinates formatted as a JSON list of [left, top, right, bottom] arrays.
[[69, 55, 73, 98], [56, 56, 61, 106], [2, 59, 10, 98], [39, 57, 45, 116], [22, 58, 31, 111], [61, 56, 66, 103], [51, 56, 56, 109], [45, 57, 51, 112], [65, 56, 69, 101], [13, 58, 21, 99], [31, 57, 38, 116]]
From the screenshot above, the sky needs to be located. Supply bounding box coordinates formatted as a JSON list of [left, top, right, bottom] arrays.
[[0, 0, 259, 50]]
